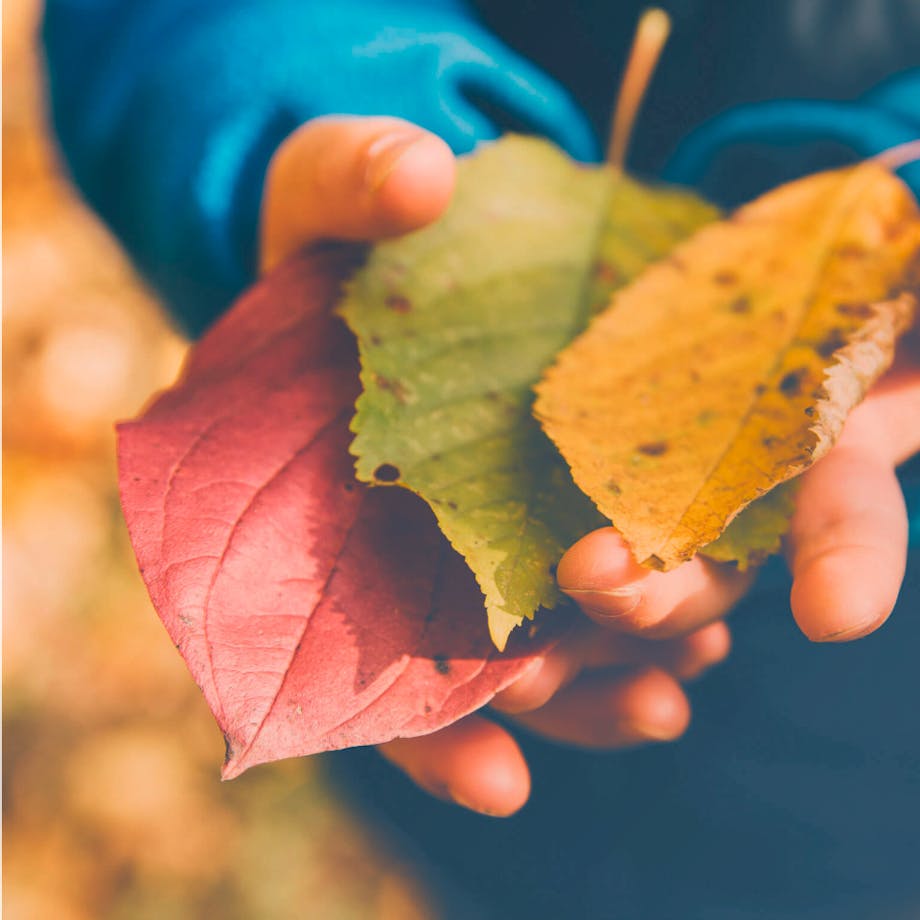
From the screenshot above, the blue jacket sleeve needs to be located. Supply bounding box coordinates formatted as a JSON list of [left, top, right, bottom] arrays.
[[663, 69, 920, 203], [43, 0, 596, 336]]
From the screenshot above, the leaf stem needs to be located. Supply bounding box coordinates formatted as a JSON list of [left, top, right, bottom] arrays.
[[607, 8, 671, 172], [874, 140, 920, 171]]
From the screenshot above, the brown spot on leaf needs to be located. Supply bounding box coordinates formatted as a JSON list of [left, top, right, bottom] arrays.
[[836, 302, 873, 319], [898, 253, 920, 290], [779, 368, 808, 397], [729, 296, 752, 315], [816, 329, 848, 358], [836, 244, 867, 260], [433, 655, 450, 676], [606, 480, 622, 496], [374, 374, 409, 404], [385, 294, 412, 313], [373, 463, 401, 483], [884, 219, 909, 242], [369, 334, 382, 347], [637, 441, 669, 457], [594, 261, 620, 284], [697, 410, 716, 426], [713, 270, 738, 285], [804, 406, 815, 417]]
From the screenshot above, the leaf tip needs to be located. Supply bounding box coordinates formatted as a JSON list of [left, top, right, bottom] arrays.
[[488, 610, 524, 652], [220, 735, 246, 781], [643, 553, 669, 571], [220, 732, 262, 781]]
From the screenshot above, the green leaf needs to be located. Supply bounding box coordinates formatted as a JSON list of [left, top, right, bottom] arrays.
[[340, 136, 717, 648], [701, 481, 799, 569]]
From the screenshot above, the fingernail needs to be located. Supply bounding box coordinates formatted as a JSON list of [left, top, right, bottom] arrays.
[[815, 619, 878, 643], [559, 585, 642, 618], [447, 788, 502, 817], [365, 131, 427, 191], [627, 720, 682, 742]]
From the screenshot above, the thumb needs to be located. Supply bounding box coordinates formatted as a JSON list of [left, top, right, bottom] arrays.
[[260, 116, 456, 273]]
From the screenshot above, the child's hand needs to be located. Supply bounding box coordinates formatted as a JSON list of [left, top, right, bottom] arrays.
[[433, 348, 916, 817], [260, 115, 457, 273], [259, 116, 917, 818], [558, 341, 918, 642], [261, 115, 730, 815]]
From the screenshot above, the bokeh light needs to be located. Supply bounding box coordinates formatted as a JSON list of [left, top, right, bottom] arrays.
[[3, 3, 436, 917]]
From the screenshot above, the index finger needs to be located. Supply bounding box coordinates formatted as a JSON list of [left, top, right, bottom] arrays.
[[557, 527, 753, 639]]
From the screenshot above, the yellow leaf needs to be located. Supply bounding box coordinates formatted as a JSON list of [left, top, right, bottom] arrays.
[[535, 162, 920, 570]]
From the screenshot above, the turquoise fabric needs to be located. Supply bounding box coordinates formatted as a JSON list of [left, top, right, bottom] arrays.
[[42, 0, 595, 335], [664, 70, 920, 193], [43, 0, 920, 327]]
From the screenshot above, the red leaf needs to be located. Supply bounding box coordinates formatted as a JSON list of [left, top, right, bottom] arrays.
[[117, 246, 565, 779]]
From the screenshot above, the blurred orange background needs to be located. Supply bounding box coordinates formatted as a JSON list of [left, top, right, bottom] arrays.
[[3, 3, 434, 917]]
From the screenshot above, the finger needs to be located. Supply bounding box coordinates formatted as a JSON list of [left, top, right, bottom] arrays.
[[643, 620, 733, 680], [490, 640, 583, 715], [260, 116, 455, 272], [491, 619, 731, 715], [512, 667, 690, 748], [377, 715, 529, 817], [787, 427, 909, 642], [869, 381, 920, 464], [853, 336, 920, 466], [572, 619, 732, 680], [556, 528, 753, 638]]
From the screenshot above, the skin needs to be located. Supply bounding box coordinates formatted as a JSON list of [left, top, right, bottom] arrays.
[[261, 116, 920, 817]]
